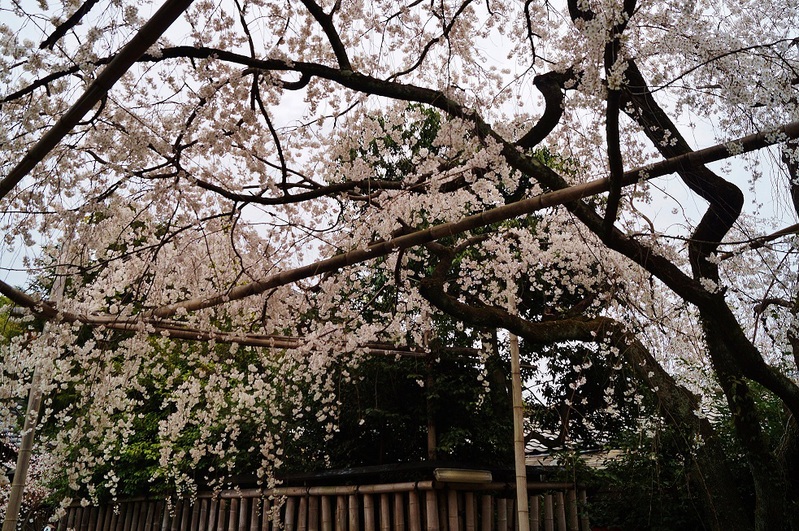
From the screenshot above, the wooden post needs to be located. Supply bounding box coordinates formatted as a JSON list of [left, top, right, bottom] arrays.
[[200, 499, 212, 531], [144, 502, 156, 531], [110, 504, 121, 531], [261, 498, 272, 531], [298, 497, 308, 531], [286, 497, 297, 531], [239, 497, 250, 531]]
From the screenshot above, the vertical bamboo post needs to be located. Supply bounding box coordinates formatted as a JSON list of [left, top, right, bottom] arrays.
[[239, 497, 250, 531], [261, 498, 272, 531], [348, 495, 359, 531], [577, 491, 589, 531], [298, 497, 308, 531], [103, 504, 114, 531], [424, 491, 439, 531], [508, 319, 529, 531], [363, 494, 375, 531], [271, 499, 281, 531], [321, 496, 333, 531], [109, 504, 121, 531], [542, 496, 553, 531], [335, 496, 347, 531], [553, 494, 566, 531], [379, 494, 390, 531], [208, 496, 219, 531], [464, 493, 475, 531], [528, 496, 539, 531], [195, 498, 210, 531], [407, 491, 421, 531], [229, 498, 240, 531], [180, 501, 192, 531], [286, 497, 297, 531], [189, 500, 201, 531], [480, 496, 492, 531], [565, 490, 577, 531], [308, 496, 320, 531], [392, 493, 405, 531], [496, 500, 507, 531], [92, 506, 103, 531], [144, 502, 156, 531], [250, 497, 262, 531], [447, 491, 459, 531], [130, 502, 142, 531]]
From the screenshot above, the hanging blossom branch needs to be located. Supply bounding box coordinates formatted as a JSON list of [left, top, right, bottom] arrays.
[[2, 121, 797, 326]]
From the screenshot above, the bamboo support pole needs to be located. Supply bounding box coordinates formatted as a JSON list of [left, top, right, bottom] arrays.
[[542, 496, 553, 531], [130, 503, 141, 531], [393, 493, 405, 531], [103, 505, 114, 531], [239, 497, 250, 531], [109, 505, 120, 531], [201, 499, 212, 531], [408, 490, 421, 531], [508, 325, 530, 531], [379, 494, 390, 531], [253, 498, 264, 531], [189, 500, 200, 531]]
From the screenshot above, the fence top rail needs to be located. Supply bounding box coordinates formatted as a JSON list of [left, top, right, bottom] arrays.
[[68, 480, 584, 508]]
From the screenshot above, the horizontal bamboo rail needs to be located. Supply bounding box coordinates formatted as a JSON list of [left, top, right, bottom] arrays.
[[57, 480, 589, 531]]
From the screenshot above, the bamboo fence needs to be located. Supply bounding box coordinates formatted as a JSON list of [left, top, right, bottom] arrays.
[[56, 481, 589, 531]]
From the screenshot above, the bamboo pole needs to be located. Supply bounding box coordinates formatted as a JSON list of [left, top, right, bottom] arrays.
[[528, 497, 539, 531], [554, 494, 566, 531], [110, 504, 121, 531], [321, 496, 332, 531], [464, 493, 475, 531], [363, 494, 375, 531], [447, 491, 459, 531], [566, 491, 578, 531], [308, 497, 319, 531], [252, 498, 263, 531], [408, 491, 421, 531], [508, 322, 530, 531], [347, 495, 359, 531], [480, 496, 492, 531], [379, 494, 390, 531], [393, 493, 405, 531], [577, 491, 588, 531], [335, 496, 347, 531], [298, 497, 308, 531], [260, 498, 271, 531], [542, 496, 553, 531], [496, 500, 508, 531], [285, 497, 297, 531], [229, 498, 240, 531], [239, 497, 250, 531], [424, 491, 439, 531]]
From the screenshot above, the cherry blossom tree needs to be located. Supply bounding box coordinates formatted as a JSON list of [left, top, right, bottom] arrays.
[[1, 0, 799, 528]]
